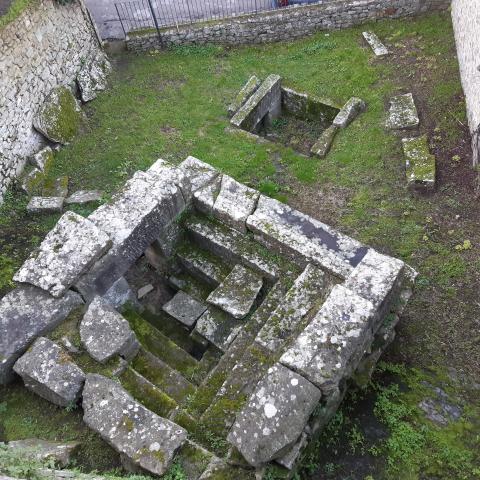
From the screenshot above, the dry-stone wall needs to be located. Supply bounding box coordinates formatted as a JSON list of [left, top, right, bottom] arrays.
[[0, 0, 104, 200], [1, 155, 417, 478], [127, 0, 450, 51], [451, 0, 480, 166]]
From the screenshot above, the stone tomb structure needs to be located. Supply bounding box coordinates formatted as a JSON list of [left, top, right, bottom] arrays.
[[0, 156, 416, 478], [229, 74, 366, 158]]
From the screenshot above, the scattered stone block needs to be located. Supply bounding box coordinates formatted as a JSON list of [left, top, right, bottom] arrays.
[[256, 264, 329, 352], [137, 284, 154, 299], [33, 86, 83, 144], [231, 74, 282, 132], [246, 195, 368, 278], [7, 439, 80, 468], [14, 211, 112, 298], [43, 176, 69, 198], [386, 93, 419, 130], [82, 374, 187, 476], [21, 167, 44, 195], [212, 175, 259, 233], [403, 135, 436, 189], [207, 265, 263, 319], [276, 433, 308, 470], [163, 291, 207, 327], [13, 337, 85, 407], [177, 155, 220, 194], [26, 196, 64, 214], [333, 97, 366, 128], [228, 75, 262, 117], [65, 190, 103, 205], [193, 176, 221, 215], [227, 363, 321, 466], [280, 285, 376, 395], [310, 125, 339, 158], [77, 52, 111, 102], [0, 285, 83, 385], [31, 146, 54, 172], [362, 31, 389, 56], [102, 277, 136, 309], [80, 297, 139, 363]]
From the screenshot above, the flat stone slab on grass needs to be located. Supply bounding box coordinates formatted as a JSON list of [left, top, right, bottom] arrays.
[[27, 196, 64, 214], [362, 31, 389, 56], [310, 125, 338, 158], [386, 93, 419, 130], [82, 374, 187, 476], [213, 175, 260, 233], [207, 265, 263, 319], [0, 285, 83, 385], [14, 211, 112, 298], [227, 363, 321, 466], [280, 284, 376, 395], [228, 75, 261, 117], [7, 439, 80, 468], [162, 291, 208, 327], [403, 135, 436, 189], [333, 97, 366, 128], [65, 190, 103, 205], [13, 337, 85, 407], [246, 195, 368, 278], [80, 297, 139, 363]]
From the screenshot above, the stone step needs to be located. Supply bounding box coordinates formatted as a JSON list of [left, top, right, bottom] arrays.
[[132, 349, 196, 404], [120, 366, 178, 418], [123, 308, 200, 382], [163, 291, 208, 328], [168, 271, 213, 301], [176, 242, 232, 287]]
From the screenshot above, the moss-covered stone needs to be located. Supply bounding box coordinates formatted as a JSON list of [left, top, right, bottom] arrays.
[[311, 125, 339, 158], [403, 135, 436, 189], [42, 175, 69, 197], [175, 440, 213, 480]]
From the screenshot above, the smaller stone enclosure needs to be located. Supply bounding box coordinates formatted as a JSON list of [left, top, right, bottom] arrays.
[[1, 156, 416, 479], [229, 74, 366, 158]]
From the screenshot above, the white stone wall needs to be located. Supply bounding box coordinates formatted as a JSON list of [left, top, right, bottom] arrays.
[[0, 0, 103, 199], [451, 0, 480, 166]]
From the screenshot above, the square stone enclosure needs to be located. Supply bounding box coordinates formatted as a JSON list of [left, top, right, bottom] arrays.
[[3, 156, 415, 478]]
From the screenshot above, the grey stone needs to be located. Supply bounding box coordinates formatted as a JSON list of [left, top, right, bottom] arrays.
[[102, 277, 136, 309], [276, 433, 308, 470], [256, 264, 328, 352], [231, 74, 282, 132], [386, 93, 419, 130], [162, 291, 207, 327], [77, 52, 111, 102], [228, 75, 261, 117], [362, 31, 389, 56], [310, 125, 338, 158], [280, 285, 377, 394], [7, 439, 80, 468], [43, 176, 69, 198], [193, 176, 221, 215], [26, 196, 64, 214], [33, 86, 83, 144], [80, 297, 139, 363], [227, 363, 321, 466], [0, 285, 83, 385], [65, 190, 103, 205], [31, 146, 54, 172], [14, 211, 112, 298], [21, 168, 44, 195], [82, 374, 187, 476], [13, 337, 85, 407], [137, 284, 154, 299], [177, 155, 220, 193], [246, 195, 368, 278], [146, 158, 192, 201], [212, 175, 259, 233], [418, 385, 462, 426], [207, 265, 263, 319], [333, 97, 366, 128], [403, 135, 436, 189]]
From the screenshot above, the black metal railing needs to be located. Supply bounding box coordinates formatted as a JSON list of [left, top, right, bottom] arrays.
[[115, 0, 325, 38]]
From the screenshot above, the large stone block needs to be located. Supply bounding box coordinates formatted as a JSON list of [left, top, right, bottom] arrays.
[[246, 195, 368, 278], [386, 93, 419, 130], [333, 97, 366, 128], [82, 374, 187, 476], [13, 337, 86, 407], [227, 363, 321, 466], [0, 286, 83, 385], [228, 75, 261, 117], [77, 52, 111, 102], [14, 211, 112, 298], [177, 156, 220, 194]]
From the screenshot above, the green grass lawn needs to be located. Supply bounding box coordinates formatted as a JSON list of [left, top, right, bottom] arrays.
[[1, 10, 479, 480]]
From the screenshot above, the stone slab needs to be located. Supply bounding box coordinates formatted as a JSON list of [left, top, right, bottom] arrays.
[[13, 337, 85, 407], [193, 176, 221, 215], [227, 363, 321, 466], [14, 211, 111, 298], [311, 125, 338, 158], [228, 75, 261, 117], [207, 265, 263, 319], [403, 135, 436, 189], [162, 291, 208, 327], [256, 264, 329, 352], [280, 285, 376, 395], [26, 196, 64, 214], [362, 31, 389, 56], [281, 87, 340, 122], [333, 97, 366, 128], [102, 277, 136, 309], [7, 439, 80, 468], [82, 374, 187, 476], [31, 146, 54, 172], [177, 156, 219, 194], [65, 190, 103, 205], [80, 297, 139, 363], [386, 93, 419, 130], [246, 195, 368, 278], [0, 285, 83, 385], [77, 52, 111, 102], [230, 74, 282, 132], [212, 175, 259, 233]]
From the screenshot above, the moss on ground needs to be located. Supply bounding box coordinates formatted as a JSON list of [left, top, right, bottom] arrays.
[[0, 0, 35, 30]]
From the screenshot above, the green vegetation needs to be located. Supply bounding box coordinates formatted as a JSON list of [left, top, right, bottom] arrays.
[[0, 0, 35, 30]]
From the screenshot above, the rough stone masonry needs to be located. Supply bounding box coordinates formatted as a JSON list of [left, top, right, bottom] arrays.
[[1, 155, 417, 478]]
